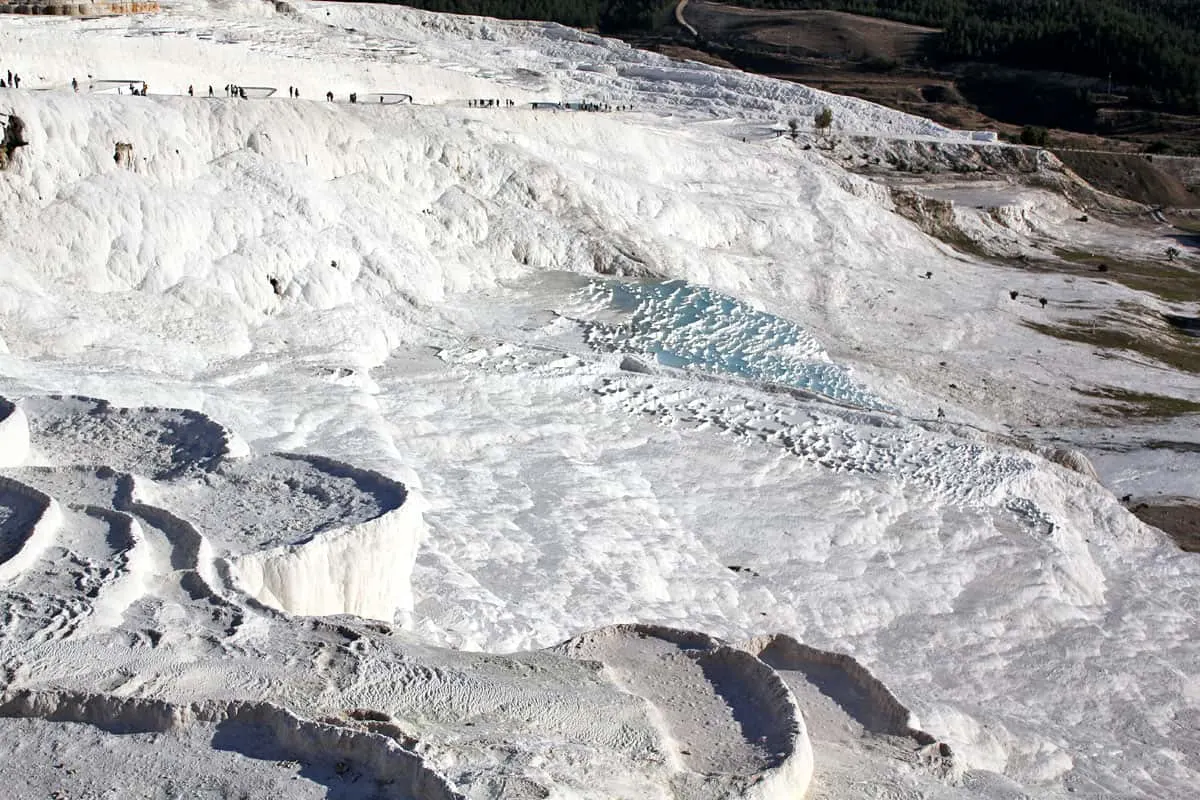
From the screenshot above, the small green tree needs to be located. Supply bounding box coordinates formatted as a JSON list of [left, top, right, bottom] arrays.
[[814, 106, 834, 135]]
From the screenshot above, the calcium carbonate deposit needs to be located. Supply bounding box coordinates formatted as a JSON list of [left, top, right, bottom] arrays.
[[1, 1, 1198, 798]]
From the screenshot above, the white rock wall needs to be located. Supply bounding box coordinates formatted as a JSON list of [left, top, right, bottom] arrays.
[[226, 500, 422, 622]]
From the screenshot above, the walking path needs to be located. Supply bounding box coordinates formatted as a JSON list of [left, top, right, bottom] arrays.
[[675, 0, 699, 39]]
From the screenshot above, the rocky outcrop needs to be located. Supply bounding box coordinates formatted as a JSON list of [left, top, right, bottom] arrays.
[[1, 113, 28, 170]]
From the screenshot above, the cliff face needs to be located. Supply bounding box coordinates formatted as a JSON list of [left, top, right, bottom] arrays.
[[0, 1, 159, 14]]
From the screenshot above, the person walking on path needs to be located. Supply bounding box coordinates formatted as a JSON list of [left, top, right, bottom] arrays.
[[72, 77, 78, 92], [188, 85, 194, 96]]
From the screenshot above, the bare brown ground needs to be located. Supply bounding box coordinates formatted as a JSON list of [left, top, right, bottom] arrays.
[[1131, 503, 1200, 552], [1052, 150, 1198, 208], [654, 43, 739, 70], [684, 3, 938, 61]]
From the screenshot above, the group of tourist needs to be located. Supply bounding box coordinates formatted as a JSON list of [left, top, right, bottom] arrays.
[[568, 101, 624, 112], [6, 70, 632, 115]]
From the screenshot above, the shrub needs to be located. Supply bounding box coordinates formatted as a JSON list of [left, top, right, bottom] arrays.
[[814, 106, 834, 134], [1019, 125, 1049, 146]]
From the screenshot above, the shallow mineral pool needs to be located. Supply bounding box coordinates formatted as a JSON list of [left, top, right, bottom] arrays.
[[582, 279, 890, 411]]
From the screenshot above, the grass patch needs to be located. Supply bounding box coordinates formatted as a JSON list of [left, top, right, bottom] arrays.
[[1052, 247, 1200, 303], [1026, 309, 1200, 376], [1073, 385, 1200, 418], [1130, 504, 1200, 552], [932, 226, 994, 259], [1144, 439, 1200, 452], [1170, 218, 1200, 235]]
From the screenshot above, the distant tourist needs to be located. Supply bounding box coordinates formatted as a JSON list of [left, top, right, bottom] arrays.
[[209, 85, 213, 97], [188, 85, 194, 96], [71, 77, 78, 92]]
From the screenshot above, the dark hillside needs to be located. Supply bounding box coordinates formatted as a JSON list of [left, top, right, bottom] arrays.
[[720, 1, 1200, 111], [358, 0, 1200, 115]]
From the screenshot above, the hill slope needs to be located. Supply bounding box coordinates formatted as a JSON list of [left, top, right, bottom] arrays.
[[1, 2, 1199, 799]]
